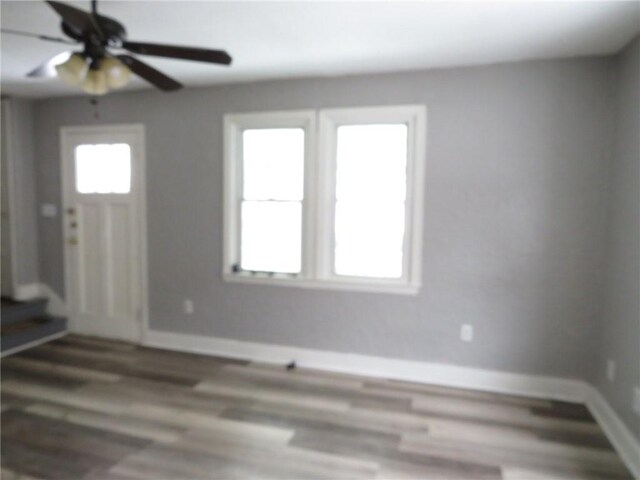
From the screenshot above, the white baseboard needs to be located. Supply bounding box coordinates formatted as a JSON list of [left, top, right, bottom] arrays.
[[1, 331, 67, 358], [586, 386, 640, 479], [37, 283, 67, 317], [144, 329, 587, 402], [13, 283, 41, 301]]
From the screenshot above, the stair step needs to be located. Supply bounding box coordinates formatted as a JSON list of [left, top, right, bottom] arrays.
[[1, 317, 52, 336], [1, 298, 48, 326], [1, 316, 67, 353]]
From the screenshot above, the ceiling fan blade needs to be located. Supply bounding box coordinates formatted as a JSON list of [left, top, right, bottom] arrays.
[[27, 51, 73, 78], [1, 28, 77, 45], [117, 55, 182, 91], [45, 0, 93, 36], [122, 41, 232, 65]]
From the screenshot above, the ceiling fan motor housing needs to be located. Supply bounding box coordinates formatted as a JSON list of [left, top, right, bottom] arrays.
[[60, 14, 126, 44]]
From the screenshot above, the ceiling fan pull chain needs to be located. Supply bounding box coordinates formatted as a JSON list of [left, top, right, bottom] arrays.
[[90, 97, 100, 119]]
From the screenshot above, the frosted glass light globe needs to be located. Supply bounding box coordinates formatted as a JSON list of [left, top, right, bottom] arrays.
[[55, 53, 88, 86], [82, 68, 109, 95], [102, 56, 131, 89]]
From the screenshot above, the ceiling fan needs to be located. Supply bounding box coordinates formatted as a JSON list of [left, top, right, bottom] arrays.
[[1, 0, 232, 94]]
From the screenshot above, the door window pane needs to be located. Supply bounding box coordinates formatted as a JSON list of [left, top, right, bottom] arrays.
[[75, 144, 131, 194], [334, 124, 408, 278]]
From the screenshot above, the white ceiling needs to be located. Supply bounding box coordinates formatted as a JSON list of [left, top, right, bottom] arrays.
[[1, 1, 639, 98]]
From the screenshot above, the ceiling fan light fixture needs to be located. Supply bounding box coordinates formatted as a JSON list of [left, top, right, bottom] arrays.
[[55, 53, 88, 86], [101, 56, 131, 89], [81, 68, 108, 95], [17, 0, 232, 94]]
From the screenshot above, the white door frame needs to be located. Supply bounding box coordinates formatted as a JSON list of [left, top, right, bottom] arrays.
[[60, 123, 148, 342]]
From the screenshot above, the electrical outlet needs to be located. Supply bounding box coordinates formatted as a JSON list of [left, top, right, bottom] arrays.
[[606, 360, 616, 383], [461, 324, 473, 342], [183, 299, 194, 315], [633, 387, 640, 416]]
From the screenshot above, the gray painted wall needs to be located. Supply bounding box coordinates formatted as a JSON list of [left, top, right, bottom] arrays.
[[4, 98, 40, 286], [33, 57, 614, 381], [596, 37, 640, 441]]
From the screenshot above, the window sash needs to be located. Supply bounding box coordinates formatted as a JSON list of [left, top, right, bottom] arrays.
[[224, 110, 316, 279], [331, 124, 409, 280], [316, 106, 424, 289]]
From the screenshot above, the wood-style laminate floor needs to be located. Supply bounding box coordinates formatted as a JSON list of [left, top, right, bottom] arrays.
[[0, 335, 633, 480]]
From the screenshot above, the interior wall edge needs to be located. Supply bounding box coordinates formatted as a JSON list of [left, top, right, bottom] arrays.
[[5, 97, 40, 285], [586, 385, 640, 480], [594, 35, 640, 445]]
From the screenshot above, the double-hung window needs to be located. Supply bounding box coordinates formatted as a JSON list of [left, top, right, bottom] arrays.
[[224, 105, 425, 294]]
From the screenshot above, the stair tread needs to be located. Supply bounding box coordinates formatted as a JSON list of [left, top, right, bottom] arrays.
[[1, 297, 48, 307], [1, 298, 49, 327], [0, 316, 64, 336], [1, 316, 67, 353]]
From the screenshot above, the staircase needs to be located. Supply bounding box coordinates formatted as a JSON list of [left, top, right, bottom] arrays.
[[1, 297, 67, 355]]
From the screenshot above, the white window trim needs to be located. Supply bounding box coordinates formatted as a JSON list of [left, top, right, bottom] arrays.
[[223, 105, 426, 296]]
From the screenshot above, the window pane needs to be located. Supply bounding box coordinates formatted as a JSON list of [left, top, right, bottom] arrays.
[[241, 201, 302, 273], [334, 200, 405, 278], [335, 245, 403, 279], [75, 144, 131, 194], [243, 129, 304, 201], [335, 125, 407, 202], [334, 124, 408, 279]]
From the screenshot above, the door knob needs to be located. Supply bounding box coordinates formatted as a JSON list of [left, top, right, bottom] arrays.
[[67, 207, 76, 215], [68, 237, 78, 245]]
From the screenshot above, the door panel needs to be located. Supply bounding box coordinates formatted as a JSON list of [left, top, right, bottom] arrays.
[[78, 203, 103, 315], [63, 126, 144, 341], [107, 203, 133, 317]]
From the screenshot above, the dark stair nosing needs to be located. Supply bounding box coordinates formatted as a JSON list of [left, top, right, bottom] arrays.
[[1, 297, 49, 326], [1, 316, 67, 353]]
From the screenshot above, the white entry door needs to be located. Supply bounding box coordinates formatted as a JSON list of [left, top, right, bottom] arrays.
[[62, 125, 146, 341]]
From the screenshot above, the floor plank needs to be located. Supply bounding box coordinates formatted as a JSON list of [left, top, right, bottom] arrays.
[[1, 334, 633, 480]]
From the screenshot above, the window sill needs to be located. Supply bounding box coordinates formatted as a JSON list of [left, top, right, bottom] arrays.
[[222, 272, 420, 296]]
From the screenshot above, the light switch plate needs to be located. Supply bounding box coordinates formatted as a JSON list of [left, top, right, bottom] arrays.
[[41, 203, 58, 217], [183, 299, 194, 315], [606, 359, 616, 383]]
